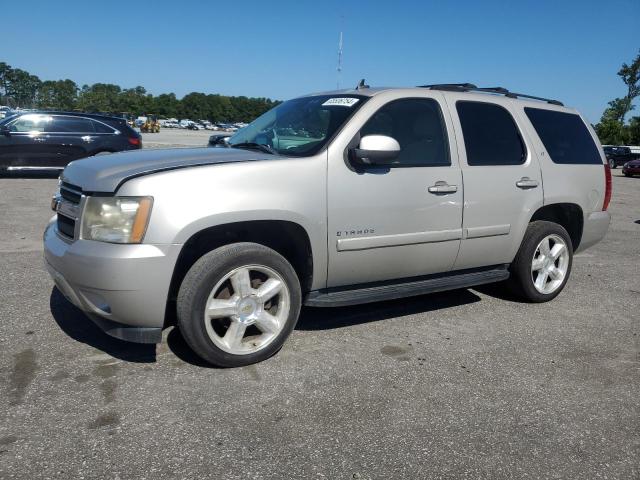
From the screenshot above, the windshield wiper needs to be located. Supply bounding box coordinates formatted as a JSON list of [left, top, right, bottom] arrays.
[[230, 142, 278, 155]]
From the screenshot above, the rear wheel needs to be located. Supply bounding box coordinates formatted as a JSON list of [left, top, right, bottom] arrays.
[[177, 242, 302, 367], [609, 158, 616, 169], [507, 221, 573, 302]]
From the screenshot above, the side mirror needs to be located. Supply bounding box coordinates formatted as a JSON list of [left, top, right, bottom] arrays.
[[350, 135, 400, 166], [0, 125, 10, 136]]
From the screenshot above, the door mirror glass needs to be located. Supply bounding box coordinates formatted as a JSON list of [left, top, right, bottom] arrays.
[[350, 135, 400, 165]]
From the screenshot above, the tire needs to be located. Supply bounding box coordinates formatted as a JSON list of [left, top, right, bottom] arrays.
[[624, 173, 632, 177], [177, 242, 302, 367], [507, 221, 573, 303], [609, 159, 616, 169]]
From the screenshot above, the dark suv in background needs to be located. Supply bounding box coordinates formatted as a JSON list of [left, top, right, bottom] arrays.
[[603, 145, 639, 169], [0, 111, 141, 173]]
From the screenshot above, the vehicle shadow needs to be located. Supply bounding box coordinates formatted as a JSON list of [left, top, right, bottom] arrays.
[[296, 288, 483, 331], [166, 327, 217, 368], [49, 288, 156, 363]]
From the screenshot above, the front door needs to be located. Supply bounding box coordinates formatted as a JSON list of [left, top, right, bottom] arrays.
[[326, 93, 463, 288], [0, 114, 52, 168]]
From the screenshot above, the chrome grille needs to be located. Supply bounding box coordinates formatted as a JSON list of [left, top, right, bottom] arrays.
[[56, 182, 83, 239], [60, 182, 82, 204]]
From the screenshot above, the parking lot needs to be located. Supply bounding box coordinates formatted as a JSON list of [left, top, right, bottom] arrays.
[[141, 129, 212, 149], [0, 167, 638, 478]]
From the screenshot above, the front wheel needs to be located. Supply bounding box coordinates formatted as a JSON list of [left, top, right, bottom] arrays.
[[177, 242, 302, 367], [507, 221, 573, 302], [609, 159, 616, 169]]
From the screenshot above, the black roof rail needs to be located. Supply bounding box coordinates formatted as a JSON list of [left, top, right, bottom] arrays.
[[419, 84, 564, 106], [418, 83, 477, 91]]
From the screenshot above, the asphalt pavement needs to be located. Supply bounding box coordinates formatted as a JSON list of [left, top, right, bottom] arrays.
[[0, 171, 638, 479]]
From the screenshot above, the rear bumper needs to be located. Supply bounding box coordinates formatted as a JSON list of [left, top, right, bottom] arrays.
[[44, 217, 181, 343], [576, 211, 611, 253]]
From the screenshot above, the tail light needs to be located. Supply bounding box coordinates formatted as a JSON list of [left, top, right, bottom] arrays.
[[602, 164, 612, 211], [128, 136, 141, 146]]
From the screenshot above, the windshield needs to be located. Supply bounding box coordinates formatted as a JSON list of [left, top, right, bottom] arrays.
[[228, 94, 368, 157]]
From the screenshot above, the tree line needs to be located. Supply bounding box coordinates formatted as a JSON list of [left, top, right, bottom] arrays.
[[594, 51, 640, 145], [0, 62, 279, 122]]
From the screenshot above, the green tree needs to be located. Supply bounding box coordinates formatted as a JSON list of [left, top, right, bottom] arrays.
[[0, 62, 11, 105], [628, 116, 640, 145], [0, 60, 280, 122], [37, 79, 78, 110], [596, 50, 640, 144], [77, 83, 122, 112], [5, 69, 41, 107]]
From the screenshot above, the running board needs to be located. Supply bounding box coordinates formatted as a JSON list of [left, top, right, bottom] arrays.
[[304, 265, 510, 307]]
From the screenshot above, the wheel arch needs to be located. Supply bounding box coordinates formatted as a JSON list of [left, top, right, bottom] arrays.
[[165, 220, 314, 326], [529, 203, 584, 251]]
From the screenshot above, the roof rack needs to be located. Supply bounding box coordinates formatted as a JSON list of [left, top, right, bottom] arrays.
[[419, 84, 564, 106]]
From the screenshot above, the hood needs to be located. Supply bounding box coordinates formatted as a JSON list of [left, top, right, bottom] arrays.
[[626, 159, 640, 166], [61, 147, 283, 193]]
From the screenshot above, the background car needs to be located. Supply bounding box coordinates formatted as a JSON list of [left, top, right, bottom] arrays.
[[207, 132, 232, 146], [622, 159, 640, 177], [603, 145, 640, 169], [0, 111, 142, 173]]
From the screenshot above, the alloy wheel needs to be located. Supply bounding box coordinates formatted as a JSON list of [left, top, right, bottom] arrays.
[[203, 264, 291, 355]]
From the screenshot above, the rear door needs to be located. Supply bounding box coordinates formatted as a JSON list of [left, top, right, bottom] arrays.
[[44, 115, 95, 166], [445, 96, 544, 270]]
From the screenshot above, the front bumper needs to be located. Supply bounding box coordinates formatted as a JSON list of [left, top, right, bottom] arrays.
[[44, 217, 181, 343]]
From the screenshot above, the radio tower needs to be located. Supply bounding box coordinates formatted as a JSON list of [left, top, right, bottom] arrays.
[[337, 31, 343, 90]]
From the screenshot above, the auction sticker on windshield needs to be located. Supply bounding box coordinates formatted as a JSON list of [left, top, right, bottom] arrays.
[[322, 98, 360, 107]]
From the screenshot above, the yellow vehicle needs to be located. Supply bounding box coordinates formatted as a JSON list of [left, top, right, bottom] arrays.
[[140, 115, 160, 133]]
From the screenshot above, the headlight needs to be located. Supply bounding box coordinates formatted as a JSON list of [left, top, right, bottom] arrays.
[[81, 196, 153, 244]]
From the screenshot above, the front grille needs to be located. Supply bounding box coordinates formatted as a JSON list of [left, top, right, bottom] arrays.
[[57, 182, 82, 239], [60, 182, 82, 204], [57, 214, 75, 238]]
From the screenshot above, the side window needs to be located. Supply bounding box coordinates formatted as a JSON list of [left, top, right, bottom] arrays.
[[360, 98, 450, 167], [92, 120, 115, 133], [456, 101, 525, 166], [525, 108, 602, 165], [47, 116, 95, 133], [8, 114, 51, 132]]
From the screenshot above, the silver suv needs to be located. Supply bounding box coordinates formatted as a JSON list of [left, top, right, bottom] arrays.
[[44, 83, 612, 367]]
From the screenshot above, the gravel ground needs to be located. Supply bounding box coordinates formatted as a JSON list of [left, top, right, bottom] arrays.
[[0, 170, 638, 479]]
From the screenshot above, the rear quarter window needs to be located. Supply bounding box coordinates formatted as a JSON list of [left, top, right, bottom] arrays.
[[524, 108, 602, 165], [456, 101, 525, 166]]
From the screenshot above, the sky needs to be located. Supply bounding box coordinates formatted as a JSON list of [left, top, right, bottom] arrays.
[[4, 0, 639, 123]]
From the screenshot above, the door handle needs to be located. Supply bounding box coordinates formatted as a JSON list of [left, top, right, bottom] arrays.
[[428, 181, 458, 194], [516, 177, 539, 189], [81, 135, 94, 143], [33, 136, 46, 142]]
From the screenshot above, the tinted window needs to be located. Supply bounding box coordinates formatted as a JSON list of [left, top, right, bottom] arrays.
[[8, 114, 52, 132], [360, 98, 450, 166], [524, 108, 601, 165], [48, 116, 95, 133], [92, 120, 115, 133], [457, 101, 525, 166]]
